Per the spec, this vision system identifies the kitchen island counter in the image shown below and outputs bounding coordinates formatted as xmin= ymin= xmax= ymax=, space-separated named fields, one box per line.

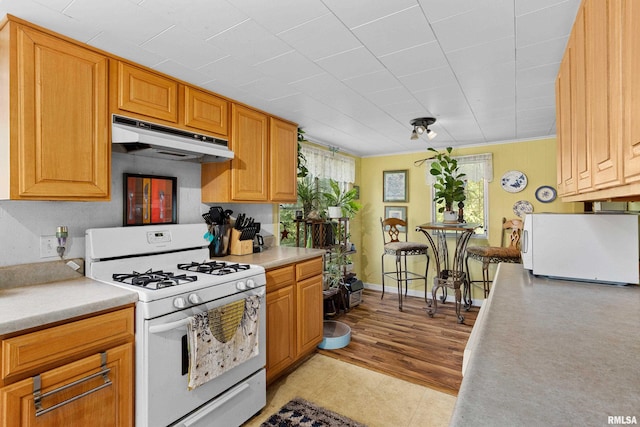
xmin=451 ymin=263 xmax=640 ymax=426
xmin=0 ymin=273 xmax=137 ymax=336
xmin=220 ymin=246 xmax=326 ymax=270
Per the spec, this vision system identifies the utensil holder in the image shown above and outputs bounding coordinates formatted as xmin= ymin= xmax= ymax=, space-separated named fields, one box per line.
xmin=229 ymin=229 xmax=253 ymax=255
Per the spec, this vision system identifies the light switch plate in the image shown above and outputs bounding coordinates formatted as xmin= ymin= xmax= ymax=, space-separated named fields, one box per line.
xmin=40 ymin=235 xmax=58 ymax=258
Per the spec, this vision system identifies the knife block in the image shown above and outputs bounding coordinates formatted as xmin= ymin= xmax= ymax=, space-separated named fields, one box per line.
xmin=229 ymin=229 xmax=253 ymax=255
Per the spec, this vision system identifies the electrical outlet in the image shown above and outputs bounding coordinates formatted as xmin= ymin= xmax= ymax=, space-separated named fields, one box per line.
xmin=40 ymin=235 xmax=58 ymax=258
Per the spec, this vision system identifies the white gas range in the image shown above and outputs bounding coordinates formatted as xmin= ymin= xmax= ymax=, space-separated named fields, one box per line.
xmin=85 ymin=223 xmax=266 ymax=427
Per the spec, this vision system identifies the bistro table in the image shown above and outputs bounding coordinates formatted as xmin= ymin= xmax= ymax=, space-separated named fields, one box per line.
xmin=416 ymin=222 xmax=479 ymax=323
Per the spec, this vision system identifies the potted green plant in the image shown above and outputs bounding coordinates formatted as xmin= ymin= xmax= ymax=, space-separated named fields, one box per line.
xmin=428 ymin=147 xmax=466 ymax=222
xmin=297 ymin=176 xmax=321 ymax=219
xmin=322 ymin=179 xmax=361 ymax=219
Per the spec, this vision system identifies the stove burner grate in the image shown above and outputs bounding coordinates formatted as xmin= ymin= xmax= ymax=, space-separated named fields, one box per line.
xmin=177 ymin=261 xmax=251 ymax=276
xmin=112 ymin=269 xmax=197 ymax=288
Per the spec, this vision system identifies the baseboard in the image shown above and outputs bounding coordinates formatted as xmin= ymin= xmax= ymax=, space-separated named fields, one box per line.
xmin=362 ymin=282 xmax=485 ymax=307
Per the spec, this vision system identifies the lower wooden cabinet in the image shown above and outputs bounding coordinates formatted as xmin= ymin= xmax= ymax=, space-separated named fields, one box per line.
xmin=265 ymin=257 xmax=323 ymax=383
xmin=0 ymin=343 xmax=133 ymax=427
xmin=0 ymin=307 xmax=134 ymax=426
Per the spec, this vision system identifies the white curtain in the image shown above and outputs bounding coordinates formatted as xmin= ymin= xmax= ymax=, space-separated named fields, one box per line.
xmin=425 ymin=153 xmax=493 ymax=184
xmin=301 ymin=144 xmax=356 ymax=183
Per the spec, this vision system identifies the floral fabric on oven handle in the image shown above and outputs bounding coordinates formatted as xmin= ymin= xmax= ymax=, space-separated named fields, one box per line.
xmin=186 ymin=294 xmax=260 ymax=390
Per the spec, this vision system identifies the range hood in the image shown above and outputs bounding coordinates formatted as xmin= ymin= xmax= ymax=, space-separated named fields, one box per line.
xmin=111 ymin=115 xmax=234 ymax=163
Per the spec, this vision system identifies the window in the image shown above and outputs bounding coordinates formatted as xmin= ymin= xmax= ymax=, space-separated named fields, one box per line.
xmin=428 ymin=153 xmax=493 ymax=238
xmin=279 ymin=143 xmax=356 ymax=246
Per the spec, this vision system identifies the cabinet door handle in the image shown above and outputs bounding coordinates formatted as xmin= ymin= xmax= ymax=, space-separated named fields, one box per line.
xmin=33 ymin=352 xmax=112 ymax=417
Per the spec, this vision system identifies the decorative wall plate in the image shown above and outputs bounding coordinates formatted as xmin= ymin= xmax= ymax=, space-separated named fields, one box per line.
xmin=535 ymin=185 xmax=557 ymax=203
xmin=513 ymin=200 xmax=533 ymax=218
xmin=501 ymin=170 xmax=528 ymax=193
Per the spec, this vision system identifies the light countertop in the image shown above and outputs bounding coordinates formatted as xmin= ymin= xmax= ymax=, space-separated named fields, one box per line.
xmin=450 ymin=263 xmax=640 ymax=426
xmin=218 ymin=246 xmax=326 ymax=270
xmin=0 ymin=276 xmax=138 ymax=336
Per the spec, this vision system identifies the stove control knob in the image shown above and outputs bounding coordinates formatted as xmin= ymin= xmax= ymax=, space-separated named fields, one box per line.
xmin=236 ymin=281 xmax=247 ymax=290
xmin=188 ymin=294 xmax=203 ymax=304
xmin=173 ymin=297 xmax=187 ymax=309
xmin=246 ymin=279 xmax=256 ymax=289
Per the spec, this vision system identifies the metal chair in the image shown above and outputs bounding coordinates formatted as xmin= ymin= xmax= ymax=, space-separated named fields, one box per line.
xmin=465 ymin=217 xmax=523 ymax=298
xmin=380 ymin=217 xmax=430 ymax=311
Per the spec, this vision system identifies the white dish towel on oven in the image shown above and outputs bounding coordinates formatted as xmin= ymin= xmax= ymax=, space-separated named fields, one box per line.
xmin=186 ymin=294 xmax=260 ymax=390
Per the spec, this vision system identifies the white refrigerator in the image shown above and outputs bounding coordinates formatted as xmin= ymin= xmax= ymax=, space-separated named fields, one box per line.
xmin=521 ymin=213 xmax=639 ymax=285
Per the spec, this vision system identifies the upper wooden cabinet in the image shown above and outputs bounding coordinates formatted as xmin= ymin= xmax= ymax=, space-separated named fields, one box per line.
xmin=557 ymin=0 xmax=640 ymax=201
xmin=201 ymin=105 xmax=298 ymax=203
xmin=110 ymin=60 xmax=230 ymax=138
xmin=622 ymin=0 xmax=640 ymax=183
xmin=231 ymin=104 xmax=269 ymax=201
xmin=112 ymin=61 xmax=179 ymax=123
xmin=183 ymin=86 xmax=229 ymax=136
xmin=269 ymin=117 xmax=298 ymax=202
xmin=0 ymin=19 xmax=110 ymax=201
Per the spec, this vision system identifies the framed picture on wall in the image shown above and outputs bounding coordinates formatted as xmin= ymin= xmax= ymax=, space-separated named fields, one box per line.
xmin=383 ymin=170 xmax=408 ymax=202
xmin=124 ymin=173 xmax=177 ymax=226
xmin=385 ymin=206 xmax=407 ymax=231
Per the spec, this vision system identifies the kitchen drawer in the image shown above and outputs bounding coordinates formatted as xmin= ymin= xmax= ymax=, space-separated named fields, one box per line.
xmin=295 ymin=257 xmax=322 ymax=282
xmin=266 ymin=266 xmax=295 ymax=292
xmin=1 ymin=308 xmax=134 ymax=384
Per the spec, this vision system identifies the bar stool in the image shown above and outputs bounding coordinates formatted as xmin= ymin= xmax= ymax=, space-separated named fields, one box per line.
xmin=465 ymin=217 xmax=523 ymax=298
xmin=380 ymin=217 xmax=430 ymax=311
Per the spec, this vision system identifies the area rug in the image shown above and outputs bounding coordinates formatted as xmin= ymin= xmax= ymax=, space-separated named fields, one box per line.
xmin=261 ymin=397 xmax=367 ymax=427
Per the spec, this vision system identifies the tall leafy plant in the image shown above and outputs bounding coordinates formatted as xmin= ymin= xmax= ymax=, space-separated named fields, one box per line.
xmin=428 ymin=147 xmax=466 ymax=213
xmin=322 ymin=179 xmax=362 ymax=219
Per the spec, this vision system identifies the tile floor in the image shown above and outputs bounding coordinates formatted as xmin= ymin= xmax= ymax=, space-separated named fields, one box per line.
xmin=243 ymin=353 xmax=456 ymax=427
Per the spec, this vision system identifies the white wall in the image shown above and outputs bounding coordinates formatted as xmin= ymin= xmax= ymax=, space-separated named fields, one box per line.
xmin=0 ymin=153 xmax=273 ymax=267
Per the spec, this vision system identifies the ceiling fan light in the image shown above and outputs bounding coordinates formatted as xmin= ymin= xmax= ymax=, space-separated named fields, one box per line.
xmin=410 ymin=129 xmax=419 ymax=140
xmin=427 ymin=129 xmax=437 ymax=140
xmin=415 ymin=125 xmax=426 ymax=135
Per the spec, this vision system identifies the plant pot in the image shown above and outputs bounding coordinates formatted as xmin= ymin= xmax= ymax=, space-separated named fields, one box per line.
xmin=443 ymin=210 xmax=458 ymax=223
xmin=328 ymin=206 xmax=342 ymax=218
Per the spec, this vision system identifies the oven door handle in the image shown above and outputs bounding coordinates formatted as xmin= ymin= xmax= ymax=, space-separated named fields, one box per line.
xmin=149 ymin=318 xmax=191 ymax=334
xmin=149 ymin=289 xmax=265 ymax=334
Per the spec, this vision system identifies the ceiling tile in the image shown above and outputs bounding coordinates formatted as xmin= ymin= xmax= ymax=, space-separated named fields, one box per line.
xmin=239 ymin=77 xmax=301 ymax=101
xmin=517 ymin=63 xmax=560 ymax=88
xmin=62 ymin=0 xmax=174 ymax=46
xmin=323 ymin=0 xmax=418 ymax=29
xmin=351 ymin=5 xmax=436 ymax=57
xmin=378 ymin=41 xmax=448 ymax=77
xmin=277 ymin=13 xmax=362 ymax=61
xmin=88 ymin=31 xmax=165 ymax=68
xmin=152 ymin=60 xmax=213 ymax=86
xmin=398 ymin=66 xmax=458 ymax=93
xmin=256 ymin=51 xmax=325 ymax=84
xmin=138 ymin=0 xmax=249 ymax=40
xmin=315 ymin=46 xmax=384 ymax=80
xmin=430 ymin=0 xmax=514 ymax=52
xmin=515 ymin=0 xmax=580 ymax=17
xmin=517 ymin=36 xmax=568 ymax=70
xmin=516 ymin=0 xmax=580 ymax=48
xmin=342 ymin=70 xmax=402 ymax=95
xmin=197 ymin=55 xmax=263 ymax=87
xmin=446 ymin=37 xmax=515 ymax=76
xmin=228 ymin=0 xmax=329 ymax=33
xmin=141 ymin=26 xmax=228 ymax=69
xmin=207 ymin=19 xmax=292 ymax=65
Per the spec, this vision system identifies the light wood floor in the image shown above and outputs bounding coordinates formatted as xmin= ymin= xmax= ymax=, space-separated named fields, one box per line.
xmin=318 ymin=288 xmax=478 ymax=396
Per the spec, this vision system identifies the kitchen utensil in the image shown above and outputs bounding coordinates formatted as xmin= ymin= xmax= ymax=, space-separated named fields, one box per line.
xmin=202 ymin=212 xmax=212 ymax=225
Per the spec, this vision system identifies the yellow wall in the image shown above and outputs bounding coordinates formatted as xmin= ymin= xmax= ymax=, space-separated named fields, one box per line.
xmin=357 ymin=137 xmax=582 ymax=300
